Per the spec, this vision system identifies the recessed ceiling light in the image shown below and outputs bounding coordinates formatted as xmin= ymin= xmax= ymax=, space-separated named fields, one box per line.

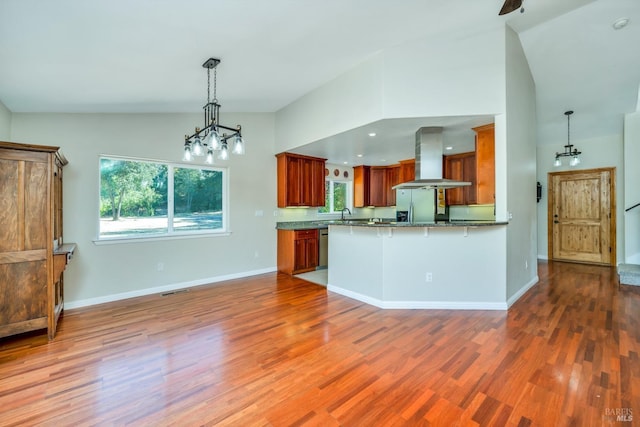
xmin=613 ymin=17 xmax=629 ymax=30
xmin=357 ymin=154 xmax=363 ymax=158
xmin=343 ymin=161 xmax=348 ymax=165
xmin=445 ymin=146 xmax=453 ymax=150
xmin=368 ymin=132 xmax=376 ymax=137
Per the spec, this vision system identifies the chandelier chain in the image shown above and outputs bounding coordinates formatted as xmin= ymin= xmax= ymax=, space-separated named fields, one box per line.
xmin=207 ymin=67 xmax=211 ymax=104
xmin=567 ymin=111 xmax=570 ymax=146
xmin=213 ymin=67 xmax=218 ymax=104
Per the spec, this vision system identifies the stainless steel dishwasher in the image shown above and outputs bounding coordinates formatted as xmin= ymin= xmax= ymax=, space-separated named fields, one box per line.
xmin=318 ymin=228 xmax=329 ymax=268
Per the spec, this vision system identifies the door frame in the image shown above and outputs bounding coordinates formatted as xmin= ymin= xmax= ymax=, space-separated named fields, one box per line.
xmin=547 ymin=167 xmax=616 ymax=266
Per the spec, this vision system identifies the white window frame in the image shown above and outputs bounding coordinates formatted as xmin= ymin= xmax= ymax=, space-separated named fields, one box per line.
xmin=96 ymin=155 xmax=229 ymax=243
xmin=319 ymin=178 xmax=353 ymax=215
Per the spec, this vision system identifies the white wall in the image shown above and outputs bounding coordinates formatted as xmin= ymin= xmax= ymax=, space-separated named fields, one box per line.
xmin=536 ymin=134 xmax=624 ymax=261
xmin=382 ymin=25 xmax=506 ymax=118
xmin=0 ymin=99 xmax=11 ymax=140
xmin=275 ymin=25 xmax=507 ymax=152
xmin=624 ymin=111 xmax=640 ymax=263
xmin=504 ymin=27 xmax=539 ymax=300
xmin=10 ymin=112 xmax=277 ymax=306
xmin=328 ymin=225 xmax=508 ymax=308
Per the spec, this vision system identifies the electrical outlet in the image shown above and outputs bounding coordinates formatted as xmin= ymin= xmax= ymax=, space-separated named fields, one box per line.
xmin=157 ymin=262 xmax=164 ymax=272
xmin=425 ymin=272 xmax=433 ymax=282
xmin=255 ymin=210 xmax=264 ymax=217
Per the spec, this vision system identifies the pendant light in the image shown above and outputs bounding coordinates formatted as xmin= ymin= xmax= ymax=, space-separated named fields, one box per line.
xmin=182 ymin=58 xmax=245 ymax=163
xmin=554 ymin=110 xmax=581 ymax=167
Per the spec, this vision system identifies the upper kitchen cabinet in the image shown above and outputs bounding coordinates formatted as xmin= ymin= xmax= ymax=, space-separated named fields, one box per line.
xmin=353 ymin=165 xmax=371 ymax=207
xmin=276 ymin=153 xmax=326 ymax=207
xmin=398 ymin=159 xmax=415 ymax=183
xmin=444 ymin=152 xmax=476 ymax=205
xmin=354 ymin=165 xmax=400 ymax=207
xmin=472 ymin=123 xmax=495 ymax=205
xmin=443 ymin=123 xmax=495 ymax=206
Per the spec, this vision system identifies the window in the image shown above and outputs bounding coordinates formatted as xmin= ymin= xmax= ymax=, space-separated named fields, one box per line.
xmin=99 ymin=156 xmax=226 ymax=240
xmin=319 ymin=179 xmax=351 ymax=214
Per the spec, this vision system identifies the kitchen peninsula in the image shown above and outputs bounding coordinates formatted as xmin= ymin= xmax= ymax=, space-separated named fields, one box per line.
xmin=326 ymin=220 xmax=509 ymax=310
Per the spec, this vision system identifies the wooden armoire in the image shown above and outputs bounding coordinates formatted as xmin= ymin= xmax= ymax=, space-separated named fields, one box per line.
xmin=0 ymin=141 xmax=75 ymax=340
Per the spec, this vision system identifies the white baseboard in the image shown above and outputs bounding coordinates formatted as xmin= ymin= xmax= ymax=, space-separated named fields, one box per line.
xmin=64 ymin=267 xmax=277 ymax=310
xmin=537 ymin=255 xmax=548 ymax=260
xmin=506 ymin=275 xmax=539 ymax=308
xmin=326 ymin=285 xmax=508 ymax=310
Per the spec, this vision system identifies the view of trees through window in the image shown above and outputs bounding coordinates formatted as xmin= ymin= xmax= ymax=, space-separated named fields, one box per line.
xmin=99 ymin=157 xmax=225 ymax=239
xmin=319 ymin=180 xmax=349 ymax=214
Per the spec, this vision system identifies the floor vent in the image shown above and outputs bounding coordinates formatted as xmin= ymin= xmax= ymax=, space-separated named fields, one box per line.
xmin=161 ymin=289 xmax=190 ymax=296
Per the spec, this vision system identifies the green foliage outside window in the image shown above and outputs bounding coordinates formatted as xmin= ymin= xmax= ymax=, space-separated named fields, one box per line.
xmin=319 ymin=180 xmax=350 ymax=214
xmin=99 ymin=157 xmax=225 ymax=239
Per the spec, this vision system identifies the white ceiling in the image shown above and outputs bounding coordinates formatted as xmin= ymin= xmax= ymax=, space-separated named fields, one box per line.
xmin=1 ymin=0 xmax=638 ymax=165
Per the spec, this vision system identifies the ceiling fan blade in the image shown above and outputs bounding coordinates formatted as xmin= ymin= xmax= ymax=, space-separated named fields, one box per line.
xmin=499 ymin=0 xmax=523 ymax=15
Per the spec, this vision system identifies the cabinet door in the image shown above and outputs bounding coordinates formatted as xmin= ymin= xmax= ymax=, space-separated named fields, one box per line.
xmin=300 ymin=158 xmax=314 ymax=206
xmin=369 ymin=167 xmax=387 ymax=207
xmin=305 ymin=237 xmax=318 ymax=270
xmin=474 ymin=124 xmax=495 ymax=204
xmin=286 ymin=156 xmax=302 ymax=206
xmin=463 ymin=153 xmax=477 ymax=205
xmin=399 ymin=159 xmax=415 ymax=182
xmin=386 ymin=166 xmax=400 ymax=206
xmin=445 ymin=155 xmax=465 ymax=205
xmin=353 ymin=166 xmax=370 ymax=207
xmin=310 ymin=159 xmax=326 ymax=207
xmin=293 ymin=238 xmax=307 ymax=272
xmin=0 ymin=150 xmax=50 ymax=338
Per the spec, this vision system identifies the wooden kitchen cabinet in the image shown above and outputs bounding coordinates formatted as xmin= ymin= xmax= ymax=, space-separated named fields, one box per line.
xmin=369 ymin=166 xmax=387 ymax=207
xmin=354 ymin=165 xmax=400 ymax=207
xmin=444 ymin=152 xmax=476 ymax=205
xmin=398 ymin=159 xmax=415 ymax=183
xmin=276 ymin=152 xmax=326 ymax=207
xmin=353 ymin=165 xmax=371 ymax=207
xmin=472 ymin=123 xmax=495 ymax=205
xmin=386 ymin=165 xmax=400 ymax=206
xmin=0 ymin=141 xmax=74 ymax=340
xmin=443 ymin=123 xmax=494 ymax=206
xmin=277 ymin=229 xmax=319 ymax=275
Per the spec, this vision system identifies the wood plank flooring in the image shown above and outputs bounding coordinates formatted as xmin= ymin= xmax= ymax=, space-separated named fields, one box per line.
xmin=0 ymin=261 xmax=638 ymax=426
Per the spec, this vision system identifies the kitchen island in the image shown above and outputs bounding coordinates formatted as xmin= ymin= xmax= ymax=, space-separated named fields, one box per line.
xmin=327 ymin=221 xmax=511 ymax=310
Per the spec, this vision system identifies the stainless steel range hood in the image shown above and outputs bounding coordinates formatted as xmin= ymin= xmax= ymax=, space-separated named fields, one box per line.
xmin=392 ymin=126 xmax=471 ymax=190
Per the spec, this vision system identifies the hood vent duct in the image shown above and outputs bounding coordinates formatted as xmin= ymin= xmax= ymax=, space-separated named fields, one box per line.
xmin=392 ymin=126 xmax=471 ymax=190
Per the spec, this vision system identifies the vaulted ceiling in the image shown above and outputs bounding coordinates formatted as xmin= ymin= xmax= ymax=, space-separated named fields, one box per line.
xmin=0 ymin=0 xmax=638 ymax=163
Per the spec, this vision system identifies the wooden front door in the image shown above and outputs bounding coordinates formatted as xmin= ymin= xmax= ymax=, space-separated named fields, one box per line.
xmin=548 ymin=168 xmax=615 ymax=265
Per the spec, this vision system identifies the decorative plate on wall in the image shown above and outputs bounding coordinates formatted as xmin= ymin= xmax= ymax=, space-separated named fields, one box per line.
xmin=334 ymin=169 xmax=340 ymax=176
xmin=343 ymin=171 xmax=349 ymax=178
xmin=325 ymin=168 xmax=329 ymax=176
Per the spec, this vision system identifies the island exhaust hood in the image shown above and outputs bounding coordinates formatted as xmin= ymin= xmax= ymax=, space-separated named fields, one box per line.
xmin=392 ymin=126 xmax=471 ymax=190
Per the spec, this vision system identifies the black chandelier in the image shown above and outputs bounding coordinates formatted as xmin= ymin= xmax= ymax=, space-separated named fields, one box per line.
xmin=554 ymin=110 xmax=581 ymax=167
xmin=183 ymin=58 xmax=245 ymax=164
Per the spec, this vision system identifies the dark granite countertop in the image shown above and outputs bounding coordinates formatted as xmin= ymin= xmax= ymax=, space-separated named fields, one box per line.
xmin=276 ymin=219 xmax=508 ymax=230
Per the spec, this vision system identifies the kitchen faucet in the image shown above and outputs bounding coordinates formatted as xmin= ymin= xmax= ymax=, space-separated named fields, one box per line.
xmin=341 ymin=207 xmax=351 ymax=221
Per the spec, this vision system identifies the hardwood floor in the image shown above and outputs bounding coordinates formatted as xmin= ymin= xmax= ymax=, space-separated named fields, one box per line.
xmin=0 ymin=261 xmax=638 ymax=426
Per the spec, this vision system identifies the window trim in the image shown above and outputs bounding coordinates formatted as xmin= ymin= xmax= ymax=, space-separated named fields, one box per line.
xmin=318 ymin=178 xmax=353 ymax=215
xmin=96 ymin=155 xmax=229 ymax=242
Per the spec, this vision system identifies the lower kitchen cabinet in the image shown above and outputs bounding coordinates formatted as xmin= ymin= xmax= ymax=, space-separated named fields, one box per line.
xmin=277 ymin=229 xmax=319 ymax=275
